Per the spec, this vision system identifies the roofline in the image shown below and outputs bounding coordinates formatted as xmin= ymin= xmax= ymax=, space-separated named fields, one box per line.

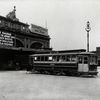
xmin=31 ymin=52 xmax=95 ymax=56
xmin=0 ymin=15 xmax=29 ymax=26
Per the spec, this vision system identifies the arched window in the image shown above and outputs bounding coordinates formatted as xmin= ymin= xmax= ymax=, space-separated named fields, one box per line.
xmin=15 ymin=39 xmax=24 ymax=47
xmin=30 ymin=42 xmax=43 ymax=49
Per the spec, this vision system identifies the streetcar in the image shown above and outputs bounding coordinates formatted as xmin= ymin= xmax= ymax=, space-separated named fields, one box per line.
xmin=28 ymin=52 xmax=98 ymax=76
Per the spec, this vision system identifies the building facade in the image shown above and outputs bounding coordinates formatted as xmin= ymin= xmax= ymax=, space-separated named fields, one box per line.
xmin=0 ymin=7 xmax=51 ymax=70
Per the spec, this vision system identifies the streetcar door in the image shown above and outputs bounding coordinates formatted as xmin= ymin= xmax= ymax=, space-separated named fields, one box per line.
xmin=78 ymin=56 xmax=89 ymax=72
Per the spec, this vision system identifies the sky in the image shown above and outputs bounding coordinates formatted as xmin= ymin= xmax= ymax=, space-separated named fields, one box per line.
xmin=0 ymin=0 xmax=100 ymax=51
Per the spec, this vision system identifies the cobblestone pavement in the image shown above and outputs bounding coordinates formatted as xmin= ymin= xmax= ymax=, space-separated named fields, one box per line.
xmin=0 ymin=69 xmax=100 ymax=100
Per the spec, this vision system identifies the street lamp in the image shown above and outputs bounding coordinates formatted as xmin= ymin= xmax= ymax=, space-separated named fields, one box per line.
xmin=85 ymin=21 xmax=91 ymax=52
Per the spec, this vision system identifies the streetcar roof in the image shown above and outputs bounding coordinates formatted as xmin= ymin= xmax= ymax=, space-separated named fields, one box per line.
xmin=30 ymin=52 xmax=96 ymax=57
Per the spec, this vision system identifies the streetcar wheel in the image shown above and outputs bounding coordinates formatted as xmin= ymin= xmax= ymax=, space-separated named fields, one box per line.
xmin=44 ymin=71 xmax=50 ymax=75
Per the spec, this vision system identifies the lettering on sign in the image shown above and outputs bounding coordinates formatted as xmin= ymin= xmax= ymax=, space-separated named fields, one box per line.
xmin=0 ymin=18 xmax=29 ymax=33
xmin=0 ymin=31 xmax=15 ymax=46
xmin=31 ymin=24 xmax=48 ymax=36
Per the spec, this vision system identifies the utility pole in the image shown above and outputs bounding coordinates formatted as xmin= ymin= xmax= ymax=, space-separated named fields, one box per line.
xmin=85 ymin=21 xmax=91 ymax=52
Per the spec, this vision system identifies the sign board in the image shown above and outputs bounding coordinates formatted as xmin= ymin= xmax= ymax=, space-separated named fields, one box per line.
xmin=30 ymin=24 xmax=48 ymax=36
xmin=0 ymin=31 xmax=14 ymax=46
xmin=0 ymin=17 xmax=29 ymax=33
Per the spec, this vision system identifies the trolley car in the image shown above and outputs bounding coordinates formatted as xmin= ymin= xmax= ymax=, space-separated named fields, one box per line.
xmin=28 ymin=52 xmax=98 ymax=76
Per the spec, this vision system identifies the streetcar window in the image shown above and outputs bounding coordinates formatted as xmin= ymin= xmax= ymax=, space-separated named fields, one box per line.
xmin=66 ymin=56 xmax=70 ymax=61
xmin=53 ymin=56 xmax=57 ymax=61
xmin=62 ymin=55 xmax=66 ymax=61
xmin=90 ymin=56 xmax=93 ymax=63
xmin=34 ymin=56 xmax=41 ymax=61
xmin=45 ymin=56 xmax=48 ymax=61
xmin=57 ymin=56 xmax=60 ymax=61
xmin=41 ymin=56 xmax=44 ymax=61
xmin=71 ymin=55 xmax=77 ymax=61
xmin=78 ymin=56 xmax=82 ymax=63
xmin=84 ymin=57 xmax=88 ymax=64
xmin=37 ymin=56 xmax=40 ymax=61
xmin=94 ymin=56 xmax=97 ymax=63
xmin=90 ymin=56 xmax=97 ymax=64
xmin=59 ymin=56 xmax=63 ymax=62
xmin=49 ymin=56 xmax=52 ymax=61
xmin=34 ymin=57 xmax=37 ymax=61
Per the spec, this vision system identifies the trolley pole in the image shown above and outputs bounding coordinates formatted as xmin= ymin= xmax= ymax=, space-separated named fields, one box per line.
xmin=85 ymin=21 xmax=91 ymax=52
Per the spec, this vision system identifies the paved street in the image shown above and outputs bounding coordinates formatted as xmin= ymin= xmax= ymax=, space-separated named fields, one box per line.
xmin=0 ymin=69 xmax=100 ymax=100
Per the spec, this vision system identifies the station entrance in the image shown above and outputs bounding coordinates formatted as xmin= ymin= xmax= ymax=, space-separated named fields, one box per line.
xmin=0 ymin=47 xmax=31 ymax=70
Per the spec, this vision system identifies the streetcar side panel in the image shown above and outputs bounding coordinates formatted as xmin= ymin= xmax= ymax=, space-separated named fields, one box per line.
xmin=32 ymin=54 xmax=78 ymax=75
